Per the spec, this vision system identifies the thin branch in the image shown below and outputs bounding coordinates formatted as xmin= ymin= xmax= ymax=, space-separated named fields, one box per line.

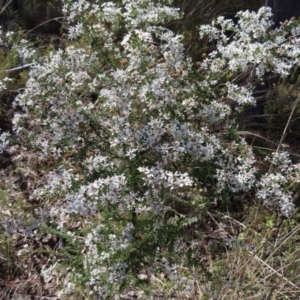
xmin=237 ymin=130 xmax=278 ymax=146
xmin=5 ymin=63 xmax=35 ymax=73
xmin=248 ymin=249 xmax=300 ymax=290
xmin=269 ymin=91 xmax=300 ymax=172
xmin=26 ymin=17 xmax=65 ymax=35
xmin=276 ymin=91 xmax=300 ymax=153
xmin=0 ymin=0 xmax=12 ymax=15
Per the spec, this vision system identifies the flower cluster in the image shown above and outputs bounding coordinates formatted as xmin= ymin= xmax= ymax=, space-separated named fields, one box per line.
xmin=256 ymin=151 xmax=300 ymax=217
xmin=0 ymin=132 xmax=9 ymax=154
xmin=0 ymin=77 xmax=12 ymax=93
xmin=82 ymin=222 xmax=134 ymax=297
xmin=216 ymin=139 xmax=257 ymax=193
xmin=199 ymin=7 xmax=300 ymax=77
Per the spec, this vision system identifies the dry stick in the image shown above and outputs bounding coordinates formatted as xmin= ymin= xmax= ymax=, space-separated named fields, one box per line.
xmin=237 ymin=131 xmax=278 ymax=147
xmin=5 ymin=63 xmax=35 ymax=73
xmin=264 ymin=256 xmax=300 ymax=281
xmin=26 ymin=17 xmax=65 ymax=35
xmin=263 ymin=223 xmax=300 ymax=265
xmin=239 ymin=250 xmax=299 ymax=293
xmin=0 ymin=0 xmax=12 ymax=15
xmin=265 ymin=259 xmax=300 ymax=298
xmin=247 ymin=249 xmax=300 ymax=290
xmin=269 ymin=91 xmax=300 ymax=172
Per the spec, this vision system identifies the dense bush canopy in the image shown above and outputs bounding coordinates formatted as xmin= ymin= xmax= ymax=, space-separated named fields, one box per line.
xmin=1 ymin=0 xmax=300 ymax=298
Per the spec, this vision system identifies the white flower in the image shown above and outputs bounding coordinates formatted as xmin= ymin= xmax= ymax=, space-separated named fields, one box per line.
xmin=0 ymin=132 xmax=9 ymax=154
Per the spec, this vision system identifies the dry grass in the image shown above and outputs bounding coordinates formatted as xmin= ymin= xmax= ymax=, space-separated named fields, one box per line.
xmin=198 ymin=204 xmax=300 ymax=300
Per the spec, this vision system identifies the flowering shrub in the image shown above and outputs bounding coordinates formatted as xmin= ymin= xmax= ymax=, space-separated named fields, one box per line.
xmin=1 ymin=1 xmax=300 ymax=298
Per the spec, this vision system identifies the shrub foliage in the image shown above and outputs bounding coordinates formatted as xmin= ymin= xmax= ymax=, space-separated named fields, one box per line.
xmin=1 ymin=0 xmax=300 ymax=298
